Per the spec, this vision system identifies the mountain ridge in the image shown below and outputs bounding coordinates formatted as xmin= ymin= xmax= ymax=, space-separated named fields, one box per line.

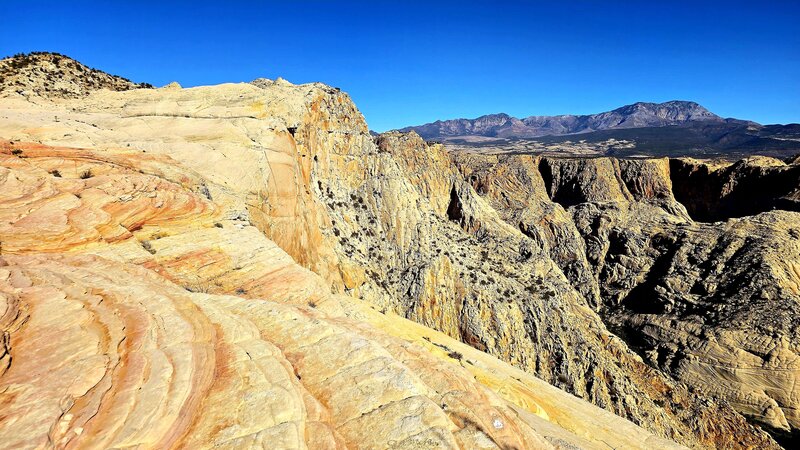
xmin=400 ymin=101 xmax=800 ymax=159
xmin=398 ymin=100 xmax=749 ymax=139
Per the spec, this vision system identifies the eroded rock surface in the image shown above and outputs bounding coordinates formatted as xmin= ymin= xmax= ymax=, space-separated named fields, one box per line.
xmin=1 ymin=53 xmax=796 ymax=449
xmin=0 ymin=55 xmax=694 ymax=450
xmin=454 ymin=154 xmax=800 ymax=447
xmin=0 ymin=137 xmax=680 ymax=449
xmin=0 ymin=52 xmax=152 ymax=99
xmin=670 ymin=157 xmax=800 ymax=221
xmin=1 ymin=253 xmax=567 ymax=449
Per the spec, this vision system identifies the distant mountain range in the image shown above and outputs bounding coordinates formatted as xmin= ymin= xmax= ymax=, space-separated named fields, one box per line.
xmin=397 ymin=101 xmax=800 ymax=158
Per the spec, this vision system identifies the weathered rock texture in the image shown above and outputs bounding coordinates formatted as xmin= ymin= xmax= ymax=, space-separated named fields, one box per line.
xmin=452 ymin=154 xmax=800 ymax=447
xmin=0 ymin=52 xmax=152 ymax=99
xmin=0 ymin=135 xmax=678 ymax=450
xmin=3 ymin=252 xmax=585 ymax=449
xmin=670 ymin=157 xmax=800 ymax=221
xmin=0 ymin=55 xmax=693 ymax=450
xmin=1 ymin=54 xmax=797 ymax=449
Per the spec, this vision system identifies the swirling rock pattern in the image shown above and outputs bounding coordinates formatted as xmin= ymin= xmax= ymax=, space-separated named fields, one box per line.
xmin=0 ymin=105 xmax=684 ymax=450
xmin=0 ymin=253 xmax=554 ymax=449
xmin=1 ymin=55 xmax=794 ymax=448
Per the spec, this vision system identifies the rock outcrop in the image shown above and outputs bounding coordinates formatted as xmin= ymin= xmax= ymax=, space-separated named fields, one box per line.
xmin=0 ymin=138 xmax=684 ymax=450
xmin=0 ymin=62 xmax=693 ymax=449
xmin=3 ymin=252 xmax=578 ymax=449
xmin=2 ymin=54 xmax=798 ymax=449
xmin=0 ymin=52 xmax=152 ymax=99
xmin=452 ymin=154 xmax=800 ymax=447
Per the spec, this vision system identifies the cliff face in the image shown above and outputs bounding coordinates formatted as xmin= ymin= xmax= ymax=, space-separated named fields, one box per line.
xmin=0 ymin=69 xmax=691 ymax=449
xmin=1 ymin=56 xmax=798 ymax=448
xmin=308 ymin=128 xmax=798 ymax=447
xmin=268 ymin=87 xmax=791 ymax=447
xmin=670 ymin=157 xmax=800 ymax=221
xmin=452 ymin=154 xmax=800 ymax=446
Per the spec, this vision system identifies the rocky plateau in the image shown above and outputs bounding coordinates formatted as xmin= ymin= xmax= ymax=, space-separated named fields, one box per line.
xmin=1 ymin=53 xmax=799 ymax=449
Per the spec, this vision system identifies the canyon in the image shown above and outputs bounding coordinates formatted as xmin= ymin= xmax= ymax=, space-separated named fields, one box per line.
xmin=1 ymin=53 xmax=799 ymax=449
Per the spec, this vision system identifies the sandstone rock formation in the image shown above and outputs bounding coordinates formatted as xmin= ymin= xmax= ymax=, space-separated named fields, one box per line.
xmin=1 ymin=53 xmax=797 ymax=449
xmin=0 ymin=134 xmax=689 ymax=450
xmin=452 ymin=154 xmax=800 ymax=447
xmin=3 ymin=252 xmax=577 ymax=449
xmin=0 ymin=52 xmax=152 ymax=99
xmin=0 ymin=55 xmax=695 ymax=450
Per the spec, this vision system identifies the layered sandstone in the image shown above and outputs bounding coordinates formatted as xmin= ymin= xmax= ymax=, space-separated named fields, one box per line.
xmin=0 ymin=57 xmax=693 ymax=449
xmin=2 ymin=53 xmax=797 ymax=449
xmin=453 ymin=154 xmax=800 ymax=446
xmin=0 ymin=137 xmax=689 ymax=450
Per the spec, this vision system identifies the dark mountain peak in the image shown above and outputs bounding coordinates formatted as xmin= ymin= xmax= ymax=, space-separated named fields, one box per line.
xmin=609 ymin=100 xmax=712 ymax=118
xmin=401 ymin=100 xmax=726 ymax=140
xmin=481 ymin=112 xmax=511 ymax=120
xmin=0 ymin=51 xmax=153 ymax=99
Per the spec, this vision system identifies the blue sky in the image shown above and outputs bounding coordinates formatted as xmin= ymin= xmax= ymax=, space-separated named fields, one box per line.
xmin=2 ymin=1 xmax=798 ymax=131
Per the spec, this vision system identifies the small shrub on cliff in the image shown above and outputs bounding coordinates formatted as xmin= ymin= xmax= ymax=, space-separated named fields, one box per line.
xmin=79 ymin=169 xmax=93 ymax=179
xmin=525 ymin=285 xmax=536 ymax=294
xmin=448 ymin=351 xmax=463 ymax=361
xmin=183 ymin=280 xmax=216 ymax=294
xmin=199 ymin=183 xmax=212 ymax=201
xmin=49 ymin=169 xmax=62 ymax=177
xmin=140 ymin=240 xmax=156 ymax=254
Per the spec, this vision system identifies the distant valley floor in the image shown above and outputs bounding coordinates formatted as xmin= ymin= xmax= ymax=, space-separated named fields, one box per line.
xmin=438 ymin=122 xmax=800 ymax=160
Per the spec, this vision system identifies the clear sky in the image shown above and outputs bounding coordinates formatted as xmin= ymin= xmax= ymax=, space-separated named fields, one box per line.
xmin=2 ymin=1 xmax=798 ymax=131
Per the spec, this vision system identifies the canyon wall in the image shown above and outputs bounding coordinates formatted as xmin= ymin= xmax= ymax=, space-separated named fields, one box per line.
xmin=2 ymin=62 xmax=798 ymax=447
xmin=0 ymin=74 xmax=693 ymax=449
xmin=456 ymin=154 xmax=800 ymax=438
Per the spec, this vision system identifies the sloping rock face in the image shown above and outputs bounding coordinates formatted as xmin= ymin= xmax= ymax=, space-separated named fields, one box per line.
xmin=453 ymin=154 xmax=800 ymax=446
xmin=2 ymin=253 xmax=575 ymax=449
xmin=0 ymin=69 xmax=693 ymax=449
xmin=315 ymin=135 xmax=779 ymax=448
xmin=1 ymin=56 xmax=794 ymax=448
